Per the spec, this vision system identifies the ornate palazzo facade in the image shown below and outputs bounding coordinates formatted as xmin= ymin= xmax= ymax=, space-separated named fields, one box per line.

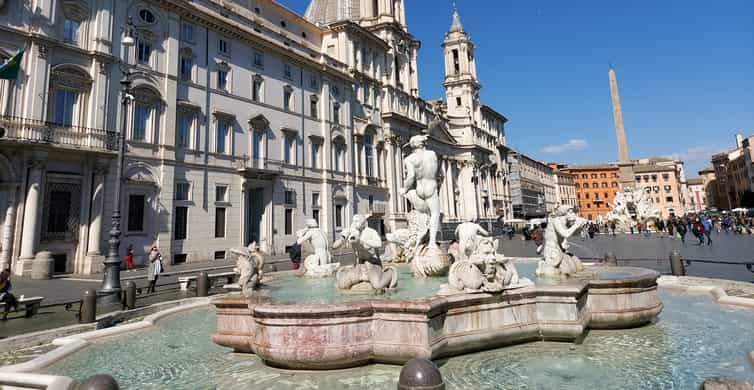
xmin=0 ymin=0 xmax=509 ymax=275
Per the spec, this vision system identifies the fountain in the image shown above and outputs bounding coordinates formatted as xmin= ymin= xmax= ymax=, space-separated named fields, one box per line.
xmin=607 ymin=187 xmax=662 ymax=232
xmin=210 ymin=134 xmax=664 ymax=370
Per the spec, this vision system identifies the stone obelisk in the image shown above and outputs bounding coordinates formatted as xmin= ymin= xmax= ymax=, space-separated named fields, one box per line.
xmin=609 ymin=66 xmax=635 ymax=189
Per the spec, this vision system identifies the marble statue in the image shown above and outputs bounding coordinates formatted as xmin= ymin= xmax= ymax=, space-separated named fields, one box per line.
xmin=455 ymin=222 xmax=489 ymax=261
xmin=398 ymin=134 xmax=450 ymax=277
xmin=606 ymin=187 xmax=662 ymax=233
xmin=297 ymin=219 xmax=340 ymax=277
xmin=536 ymin=206 xmax=587 ymax=278
xmin=334 ymin=215 xmax=398 ymax=291
xmin=232 ymin=243 xmax=265 ymax=297
xmin=438 ymin=236 xmax=527 ymax=295
xmin=383 ymin=210 xmax=429 ymax=263
xmin=400 ymin=135 xmax=441 ymax=249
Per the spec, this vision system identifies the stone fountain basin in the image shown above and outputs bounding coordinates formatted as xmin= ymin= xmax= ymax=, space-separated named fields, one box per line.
xmin=212 ymin=266 xmax=662 ymax=370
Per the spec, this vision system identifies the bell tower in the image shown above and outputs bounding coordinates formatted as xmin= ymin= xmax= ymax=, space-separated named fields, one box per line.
xmin=442 ymin=5 xmax=480 ymax=120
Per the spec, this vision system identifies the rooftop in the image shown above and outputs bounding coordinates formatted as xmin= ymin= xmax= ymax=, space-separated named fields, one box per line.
xmin=633 ymin=164 xmax=677 ymax=174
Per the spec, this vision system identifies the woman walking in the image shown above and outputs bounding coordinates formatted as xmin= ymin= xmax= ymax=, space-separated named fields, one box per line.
xmin=146 ymin=246 xmax=163 ymax=294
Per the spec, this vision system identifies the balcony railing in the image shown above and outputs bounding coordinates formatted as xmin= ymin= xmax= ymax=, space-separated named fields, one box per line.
xmin=369 ymin=202 xmax=387 ymax=215
xmin=0 ymin=116 xmax=118 ymax=152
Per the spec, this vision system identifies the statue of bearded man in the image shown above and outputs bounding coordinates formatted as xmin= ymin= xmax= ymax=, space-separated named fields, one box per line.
xmin=399 ymin=134 xmax=441 ymax=249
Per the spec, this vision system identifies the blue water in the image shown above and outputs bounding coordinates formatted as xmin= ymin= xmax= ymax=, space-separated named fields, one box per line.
xmin=42 ymin=289 xmax=754 ymax=389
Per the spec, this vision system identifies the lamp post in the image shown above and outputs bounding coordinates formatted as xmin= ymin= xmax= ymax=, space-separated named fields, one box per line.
xmin=99 ymin=18 xmax=135 ymax=304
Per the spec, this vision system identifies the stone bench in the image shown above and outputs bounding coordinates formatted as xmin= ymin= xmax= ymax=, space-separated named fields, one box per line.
xmin=178 ymin=272 xmax=236 ymax=291
xmin=0 ymin=296 xmax=44 ymax=317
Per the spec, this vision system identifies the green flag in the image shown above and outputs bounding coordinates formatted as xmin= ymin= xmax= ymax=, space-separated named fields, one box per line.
xmin=0 ymin=50 xmax=24 ymax=80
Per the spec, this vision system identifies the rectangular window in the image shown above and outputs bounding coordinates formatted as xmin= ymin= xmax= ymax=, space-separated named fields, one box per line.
xmin=284 ymin=135 xmax=294 ymax=164
xmin=128 ymin=195 xmax=145 ymax=232
xmin=285 ymin=208 xmax=293 ymax=235
xmin=334 ymin=146 xmax=343 ymax=172
xmin=133 ymin=103 xmax=150 ymax=141
xmin=181 ymin=23 xmax=194 ymax=42
xmin=456 ymin=97 xmax=462 ymax=107
xmin=214 ymin=251 xmax=225 ymax=260
xmin=252 ymin=78 xmax=262 ymax=102
xmin=309 ymin=75 xmax=318 ymax=90
xmin=333 ymin=104 xmax=340 ymax=125
xmin=63 ymin=19 xmax=80 ymax=44
xmin=215 ymin=185 xmax=227 ymax=202
xmin=137 ymin=41 xmax=152 ymax=64
xmin=284 ymin=64 xmax=293 ymax=80
xmin=253 ymin=51 xmax=264 ymax=68
xmin=311 ymin=142 xmax=320 ymax=169
xmin=177 ymin=111 xmax=193 ymax=148
xmin=252 ymin=130 xmax=261 ymax=160
xmin=216 ymin=120 xmax=229 ymax=154
xmin=174 ymin=206 xmax=188 ymax=240
xmin=335 ymin=204 xmax=343 ymax=228
xmin=363 ymin=81 xmax=370 ymax=104
xmin=54 ymin=89 xmax=77 ymax=127
xmin=175 ymin=182 xmax=190 ymax=201
xmin=312 ymin=192 xmax=320 ymax=207
xmin=215 ymin=207 xmax=226 ymax=238
xmin=310 ymin=98 xmax=318 ymax=119
xmin=47 ymin=190 xmax=71 ymax=234
xmin=218 ymin=70 xmax=228 ymax=91
xmin=666 ymin=197 xmax=674 ymax=202
xmin=218 ymin=38 xmax=230 ymax=55
xmin=283 ymin=89 xmax=292 ymax=111
xmin=364 ymin=135 xmax=374 ymax=177
xmin=284 ymin=190 xmax=295 ymax=205
xmin=312 ymin=209 xmax=320 ymax=225
xmin=180 ymin=57 xmax=193 ymax=81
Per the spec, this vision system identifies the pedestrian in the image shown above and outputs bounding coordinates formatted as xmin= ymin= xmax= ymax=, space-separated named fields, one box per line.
xmin=588 ymin=224 xmax=596 ymax=239
xmin=702 ymin=217 xmax=713 ymax=246
xmin=125 ymin=245 xmax=135 ymax=271
xmin=0 ymin=269 xmax=18 ymax=321
xmin=146 ymin=246 xmax=163 ymax=294
xmin=692 ymin=219 xmax=705 ymax=245
xmin=667 ymin=220 xmax=675 ymax=237
xmin=533 ymin=224 xmax=545 ymax=254
xmin=637 ymin=222 xmax=643 ymax=236
xmin=676 ymin=221 xmax=687 ymax=243
xmin=610 ymin=222 xmax=616 ymax=236
xmin=287 ymin=241 xmax=302 ymax=270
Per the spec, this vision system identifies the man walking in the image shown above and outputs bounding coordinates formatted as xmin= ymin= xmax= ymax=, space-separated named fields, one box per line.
xmin=692 ymin=218 xmax=705 ymax=245
xmin=702 ymin=217 xmax=713 ymax=246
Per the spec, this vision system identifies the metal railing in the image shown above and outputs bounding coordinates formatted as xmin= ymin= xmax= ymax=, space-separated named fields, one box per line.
xmin=0 ymin=115 xmax=118 ymax=152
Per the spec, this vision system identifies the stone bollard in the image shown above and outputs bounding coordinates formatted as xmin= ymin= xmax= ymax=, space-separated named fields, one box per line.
xmin=124 ymin=281 xmax=136 ymax=310
xmin=31 ymin=251 xmax=54 ymax=280
xmin=80 ymin=289 xmax=97 ymax=324
xmin=669 ymin=250 xmax=685 ymax=276
xmin=397 ymin=358 xmax=445 ymax=390
xmin=603 ymin=252 xmax=618 ymax=266
xmin=197 ymin=271 xmax=209 ymax=297
xmin=74 ymin=374 xmax=120 ymax=390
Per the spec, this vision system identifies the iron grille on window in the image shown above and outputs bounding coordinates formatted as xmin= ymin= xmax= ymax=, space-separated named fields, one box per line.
xmin=41 ymin=182 xmax=81 ymax=241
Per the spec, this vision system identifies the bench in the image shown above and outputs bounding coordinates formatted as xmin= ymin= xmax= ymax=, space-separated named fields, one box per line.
xmin=0 ymin=296 xmax=44 ymax=317
xmin=178 ymin=272 xmax=236 ymax=291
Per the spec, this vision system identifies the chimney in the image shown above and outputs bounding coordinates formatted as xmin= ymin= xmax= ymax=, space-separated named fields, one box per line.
xmin=735 ymin=134 xmax=744 ymax=148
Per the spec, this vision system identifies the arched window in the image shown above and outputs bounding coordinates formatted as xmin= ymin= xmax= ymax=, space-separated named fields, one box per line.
xmin=61 ymin=0 xmax=89 ymax=47
xmin=48 ymin=65 xmax=92 ymax=127
xmin=333 ymin=134 xmax=346 ymax=172
xmin=130 ymin=85 xmax=161 ymax=142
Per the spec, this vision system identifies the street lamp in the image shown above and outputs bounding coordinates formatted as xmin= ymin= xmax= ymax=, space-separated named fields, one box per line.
xmin=99 ymin=18 xmax=135 ymax=304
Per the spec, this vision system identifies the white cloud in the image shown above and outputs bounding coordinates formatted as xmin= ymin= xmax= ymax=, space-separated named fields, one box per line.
xmin=541 ymin=139 xmax=588 ymax=154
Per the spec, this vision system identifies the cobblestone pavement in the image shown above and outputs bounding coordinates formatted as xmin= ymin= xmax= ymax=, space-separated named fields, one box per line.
xmin=0 ymin=251 xmax=355 ymax=339
xmin=500 ymin=232 xmax=754 ymax=282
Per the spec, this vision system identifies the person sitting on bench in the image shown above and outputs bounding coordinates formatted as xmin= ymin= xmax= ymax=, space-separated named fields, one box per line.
xmin=0 ymin=269 xmax=18 ymax=321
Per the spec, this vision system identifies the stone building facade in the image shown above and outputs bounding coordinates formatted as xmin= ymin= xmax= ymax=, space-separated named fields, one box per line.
xmin=686 ymin=178 xmax=707 ymax=213
xmin=566 ymin=164 xmax=620 ymax=222
xmin=502 ymin=146 xmax=554 ymax=219
xmin=711 ymin=134 xmax=754 ymax=210
xmin=0 ymin=0 xmax=508 ymax=275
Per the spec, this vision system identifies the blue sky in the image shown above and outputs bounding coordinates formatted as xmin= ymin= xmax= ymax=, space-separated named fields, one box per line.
xmin=283 ymin=0 xmax=754 ymax=177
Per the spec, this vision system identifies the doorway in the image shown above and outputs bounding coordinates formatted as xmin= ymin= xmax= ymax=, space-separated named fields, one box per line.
xmin=247 ymin=188 xmax=264 ymax=245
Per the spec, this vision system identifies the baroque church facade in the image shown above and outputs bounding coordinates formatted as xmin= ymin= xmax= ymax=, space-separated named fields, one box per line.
xmin=0 ymin=0 xmax=510 ymax=275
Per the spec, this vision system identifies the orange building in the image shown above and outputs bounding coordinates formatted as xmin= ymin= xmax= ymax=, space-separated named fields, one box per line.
xmin=564 ymin=164 xmax=621 ymax=222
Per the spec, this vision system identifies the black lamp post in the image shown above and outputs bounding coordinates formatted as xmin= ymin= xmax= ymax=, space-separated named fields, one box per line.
xmin=99 ymin=18 xmax=135 ymax=304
